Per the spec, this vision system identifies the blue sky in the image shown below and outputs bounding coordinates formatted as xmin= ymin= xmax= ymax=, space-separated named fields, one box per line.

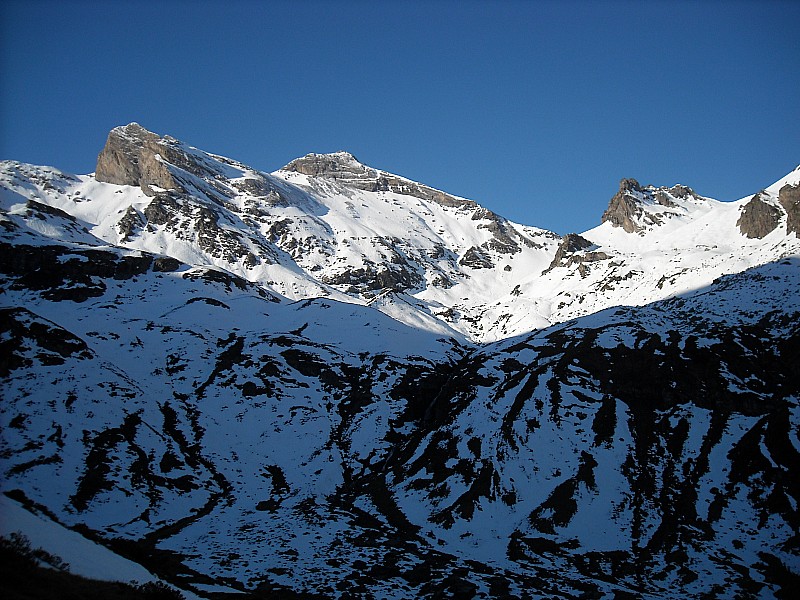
xmin=1 ymin=0 xmax=798 ymax=234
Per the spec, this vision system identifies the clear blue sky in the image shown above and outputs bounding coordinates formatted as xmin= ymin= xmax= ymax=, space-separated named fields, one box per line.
xmin=2 ymin=0 xmax=798 ymax=234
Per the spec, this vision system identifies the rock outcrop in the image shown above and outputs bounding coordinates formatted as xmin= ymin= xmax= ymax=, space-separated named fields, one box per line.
xmin=458 ymin=245 xmax=494 ymax=269
xmin=779 ymin=183 xmax=800 ymax=235
xmin=736 ymin=192 xmax=781 ymax=239
xmin=542 ymin=233 xmax=610 ymax=276
xmin=95 ymin=123 xmax=178 ymax=195
xmin=96 ymin=123 xmax=249 ymax=205
xmin=601 ymin=179 xmax=701 ymax=233
xmin=284 ymin=152 xmax=469 ymax=208
xmin=283 ymin=151 xmax=374 ymax=186
xmin=116 ymin=206 xmax=145 ymax=242
xmin=601 ymin=178 xmax=644 ymax=233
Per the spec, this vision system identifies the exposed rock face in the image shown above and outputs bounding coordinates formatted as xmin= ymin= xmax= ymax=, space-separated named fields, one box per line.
xmin=543 ymin=233 xmax=609 ymax=276
xmin=737 ymin=192 xmax=781 ymax=239
xmin=560 ymin=232 xmax=594 ymax=254
xmin=284 ymin=152 xmax=469 ymax=209
xmin=233 ymin=177 xmax=274 ymax=198
xmin=459 ymin=246 xmax=494 ymax=269
xmin=601 ymin=178 xmax=643 ymax=233
xmin=284 ymin=152 xmax=533 ymax=261
xmin=779 ymin=183 xmax=800 ymax=235
xmin=656 ymin=183 xmax=692 ymax=203
xmin=321 ymin=263 xmax=422 ymax=293
xmin=141 ymin=192 xmax=271 ymax=266
xmin=0 ymin=241 xmax=156 ymax=302
xmin=95 ymin=123 xmax=178 ymax=195
xmin=116 ymin=206 xmax=145 ymax=242
xmin=601 ymin=179 xmax=701 ymax=233
xmin=96 ymin=123 xmax=250 ymax=205
xmin=283 ymin=151 xmax=374 ymax=185
xmin=472 ymin=207 xmax=522 ymax=254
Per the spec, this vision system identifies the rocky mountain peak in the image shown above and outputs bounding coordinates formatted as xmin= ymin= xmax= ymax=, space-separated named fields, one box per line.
xmin=95 ymin=123 xmax=177 ymax=195
xmin=282 ymin=151 xmax=372 ymax=179
xmin=618 ymin=177 xmax=642 ymax=193
xmin=542 ymin=232 xmax=610 ymax=276
xmin=95 ymin=124 xmax=255 ymax=205
xmin=601 ymin=179 xmax=645 ymax=233
xmin=113 ymin=122 xmax=157 ymax=141
xmin=600 ymin=178 xmax=702 ymax=233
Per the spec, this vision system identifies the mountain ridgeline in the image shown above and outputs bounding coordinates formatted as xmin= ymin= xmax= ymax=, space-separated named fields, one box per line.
xmin=1 ymin=124 xmax=799 ymax=598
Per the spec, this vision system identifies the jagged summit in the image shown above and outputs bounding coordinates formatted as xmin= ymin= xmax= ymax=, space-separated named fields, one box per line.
xmin=618 ymin=177 xmax=642 ymax=193
xmin=600 ymin=177 xmax=704 ymax=233
xmin=95 ymin=123 xmax=169 ymax=192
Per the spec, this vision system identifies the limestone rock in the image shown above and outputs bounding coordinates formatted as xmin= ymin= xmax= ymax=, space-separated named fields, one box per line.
xmin=321 ymin=263 xmax=422 ymax=293
xmin=472 ymin=208 xmax=521 ymax=254
xmin=233 ymin=177 xmax=273 ymax=197
xmin=459 ymin=246 xmax=494 ymax=269
xmin=601 ymin=179 xmax=644 ymax=233
xmin=283 ymin=152 xmax=469 ymax=208
xmin=95 ymin=123 xmax=178 ymax=195
xmin=542 ymin=233 xmax=592 ymax=274
xmin=561 ymin=232 xmax=594 ymax=253
xmin=736 ymin=192 xmax=781 ymax=239
xmin=542 ymin=233 xmax=608 ymax=276
xmin=601 ymin=179 xmax=702 ymax=233
xmin=116 ymin=206 xmax=145 ymax=242
xmin=779 ymin=183 xmax=800 ymax=235
xmin=284 ymin=151 xmax=374 ymax=184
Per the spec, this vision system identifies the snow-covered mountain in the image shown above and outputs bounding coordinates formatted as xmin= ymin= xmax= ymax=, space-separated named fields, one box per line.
xmin=5 ymin=123 xmax=797 ymax=343
xmin=1 ymin=124 xmax=798 ymax=598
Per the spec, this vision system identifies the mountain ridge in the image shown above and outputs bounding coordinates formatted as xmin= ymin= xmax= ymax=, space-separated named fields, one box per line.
xmin=1 ymin=124 xmax=799 ymax=598
xmin=3 ymin=122 xmax=798 ymax=343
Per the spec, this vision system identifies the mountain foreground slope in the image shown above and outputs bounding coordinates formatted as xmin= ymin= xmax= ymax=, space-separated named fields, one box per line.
xmin=1 ymin=124 xmax=799 ymax=598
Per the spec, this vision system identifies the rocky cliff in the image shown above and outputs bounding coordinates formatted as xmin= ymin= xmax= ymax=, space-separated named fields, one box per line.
xmin=95 ymin=123 xmax=179 ymax=195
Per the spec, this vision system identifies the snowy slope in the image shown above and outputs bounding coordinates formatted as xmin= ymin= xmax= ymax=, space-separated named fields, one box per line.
xmin=0 ymin=495 xmax=204 ymax=598
xmin=1 ymin=125 xmax=798 ymax=598
xmin=2 ymin=224 xmax=796 ymax=597
xmin=387 ymin=256 xmax=800 ymax=597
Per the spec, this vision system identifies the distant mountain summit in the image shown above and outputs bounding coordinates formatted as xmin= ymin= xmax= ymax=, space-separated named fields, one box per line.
xmin=1 ymin=124 xmax=798 ymax=598
xmin=283 ymin=150 xmax=375 ymax=181
xmin=600 ymin=177 xmax=706 ymax=233
xmin=11 ymin=122 xmax=789 ymax=342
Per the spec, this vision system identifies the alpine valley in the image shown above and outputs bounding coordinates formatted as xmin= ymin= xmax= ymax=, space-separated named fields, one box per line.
xmin=1 ymin=123 xmax=798 ymax=599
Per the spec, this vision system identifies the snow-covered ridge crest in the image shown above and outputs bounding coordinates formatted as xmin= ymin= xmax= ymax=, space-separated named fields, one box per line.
xmin=2 ymin=123 xmax=799 ymax=342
